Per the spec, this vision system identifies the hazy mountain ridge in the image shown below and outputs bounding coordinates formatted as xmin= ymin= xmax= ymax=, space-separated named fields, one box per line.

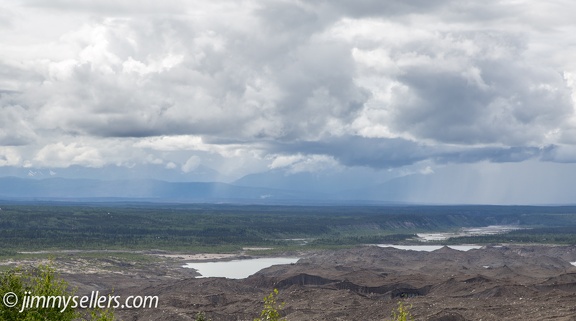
xmin=7 ymin=169 xmax=575 ymax=205
xmin=0 ymin=177 xmax=322 ymax=203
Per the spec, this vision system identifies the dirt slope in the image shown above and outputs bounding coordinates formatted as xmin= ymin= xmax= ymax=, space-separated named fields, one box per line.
xmin=61 ymin=245 xmax=576 ymax=320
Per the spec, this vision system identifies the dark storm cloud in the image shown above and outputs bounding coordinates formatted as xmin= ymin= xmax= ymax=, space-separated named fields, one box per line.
xmin=326 ymin=0 xmax=452 ymax=18
xmin=267 ymin=41 xmax=369 ymax=140
xmin=434 ymin=145 xmax=547 ymax=164
xmin=377 ymin=27 xmax=574 ymax=146
xmin=391 ymin=60 xmax=572 ymax=145
xmin=269 ymin=136 xmax=546 ymax=169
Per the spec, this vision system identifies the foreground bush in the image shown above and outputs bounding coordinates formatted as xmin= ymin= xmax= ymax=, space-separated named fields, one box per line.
xmin=254 ymin=288 xmax=286 ymax=321
xmin=391 ymin=301 xmax=414 ymax=321
xmin=0 ymin=263 xmax=114 ymax=321
xmin=195 ymin=311 xmax=211 ymax=321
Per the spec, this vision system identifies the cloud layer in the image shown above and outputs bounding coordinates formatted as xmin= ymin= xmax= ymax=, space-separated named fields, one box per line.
xmin=1 ymin=0 xmax=576 ymax=185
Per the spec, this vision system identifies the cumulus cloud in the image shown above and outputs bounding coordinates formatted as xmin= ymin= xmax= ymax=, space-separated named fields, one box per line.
xmin=269 ymin=154 xmax=340 ymax=173
xmin=0 ymin=147 xmax=22 ymax=166
xmin=1 ymin=0 xmax=576 ymax=180
xmin=33 ymin=142 xmax=105 ymax=168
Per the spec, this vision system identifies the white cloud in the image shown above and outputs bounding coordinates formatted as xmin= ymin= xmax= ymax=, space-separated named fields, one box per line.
xmin=165 ymin=162 xmax=177 ymax=169
xmin=269 ymin=154 xmax=340 ymax=173
xmin=33 ymin=142 xmax=105 ymax=168
xmin=135 ymin=136 xmax=206 ymax=151
xmin=145 ymin=154 xmax=164 ymax=165
xmin=0 ymin=147 xmax=22 ymax=166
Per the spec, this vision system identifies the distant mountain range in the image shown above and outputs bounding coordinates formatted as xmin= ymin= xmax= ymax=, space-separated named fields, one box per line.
xmin=0 ymin=177 xmax=319 ymax=203
xmin=3 ymin=163 xmax=576 ymax=204
xmin=0 ymin=175 xmax=424 ymax=205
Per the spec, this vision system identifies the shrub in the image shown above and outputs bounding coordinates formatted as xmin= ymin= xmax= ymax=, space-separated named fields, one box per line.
xmin=391 ymin=301 xmax=414 ymax=321
xmin=254 ymin=288 xmax=286 ymax=321
xmin=195 ymin=311 xmax=212 ymax=321
xmin=0 ymin=263 xmax=115 ymax=321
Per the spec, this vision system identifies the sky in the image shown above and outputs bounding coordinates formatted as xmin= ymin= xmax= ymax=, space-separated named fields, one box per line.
xmin=1 ymin=0 xmax=576 ymax=204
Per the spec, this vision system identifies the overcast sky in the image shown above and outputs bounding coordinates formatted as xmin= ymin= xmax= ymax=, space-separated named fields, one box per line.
xmin=2 ymin=0 xmax=576 ymax=203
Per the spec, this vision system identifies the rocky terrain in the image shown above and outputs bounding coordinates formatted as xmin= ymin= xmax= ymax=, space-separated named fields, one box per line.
xmin=45 ymin=245 xmax=576 ymax=320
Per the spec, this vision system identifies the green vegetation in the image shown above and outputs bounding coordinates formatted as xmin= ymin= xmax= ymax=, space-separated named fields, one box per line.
xmin=254 ymin=289 xmax=285 ymax=321
xmin=1 ymin=203 xmax=576 ymax=252
xmin=0 ymin=203 xmax=426 ymax=251
xmin=0 ymin=263 xmax=114 ymax=321
xmin=390 ymin=301 xmax=414 ymax=321
xmin=251 ymin=289 xmax=413 ymax=321
xmin=0 ymin=250 xmax=17 ymax=258
xmin=195 ymin=311 xmax=211 ymax=321
xmin=86 ymin=308 xmax=115 ymax=321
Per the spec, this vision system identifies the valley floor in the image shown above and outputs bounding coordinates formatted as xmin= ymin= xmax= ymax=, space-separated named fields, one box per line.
xmin=4 ymin=245 xmax=576 ymax=320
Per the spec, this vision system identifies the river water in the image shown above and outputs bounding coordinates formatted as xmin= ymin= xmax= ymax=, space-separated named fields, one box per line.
xmin=183 ymin=257 xmax=299 ymax=279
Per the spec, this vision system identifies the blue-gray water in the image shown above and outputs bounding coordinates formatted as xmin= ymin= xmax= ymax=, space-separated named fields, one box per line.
xmin=183 ymin=257 xmax=299 ymax=279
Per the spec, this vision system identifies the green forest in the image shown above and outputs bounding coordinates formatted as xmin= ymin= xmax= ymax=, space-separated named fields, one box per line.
xmin=2 ymin=203 xmax=576 ymax=253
